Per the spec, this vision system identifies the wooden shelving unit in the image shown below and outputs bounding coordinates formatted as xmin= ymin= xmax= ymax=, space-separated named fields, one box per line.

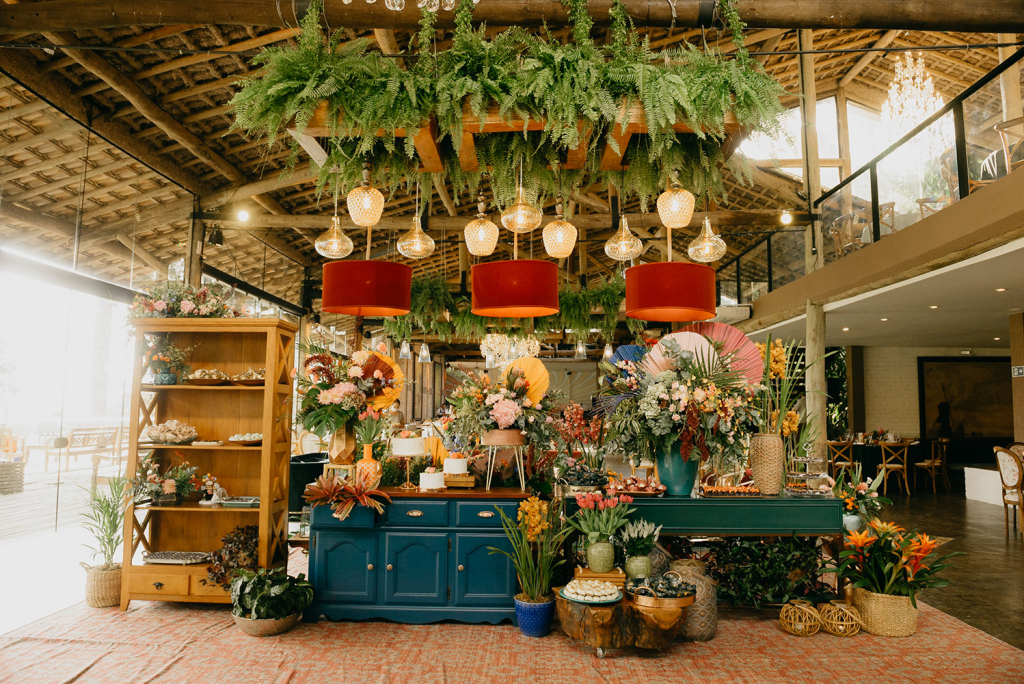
xmin=120 ymin=318 xmax=297 ymax=610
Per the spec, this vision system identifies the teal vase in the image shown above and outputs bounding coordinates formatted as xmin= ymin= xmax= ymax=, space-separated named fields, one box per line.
xmin=656 ymin=439 xmax=698 ymax=497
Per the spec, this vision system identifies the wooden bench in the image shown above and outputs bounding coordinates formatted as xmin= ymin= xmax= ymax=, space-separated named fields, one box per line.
xmin=44 ymin=425 xmax=125 ymax=472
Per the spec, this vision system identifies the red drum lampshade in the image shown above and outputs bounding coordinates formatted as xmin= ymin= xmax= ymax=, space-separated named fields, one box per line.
xmin=471 ymin=260 xmax=559 ymax=318
xmin=322 ymin=260 xmax=412 ymax=316
xmin=625 ymin=262 xmax=716 ymax=322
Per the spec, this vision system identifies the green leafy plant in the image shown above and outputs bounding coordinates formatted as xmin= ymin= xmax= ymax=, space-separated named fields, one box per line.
xmin=705 ymin=536 xmax=834 ymax=608
xmin=568 ymin=491 xmax=636 ymax=543
xmin=620 ymin=518 xmax=660 ymax=557
xmin=231 ymin=567 xmax=314 ymax=620
xmin=489 ymin=496 xmax=572 ymax=601
xmin=832 ymin=463 xmax=890 ymax=518
xmin=205 ymin=525 xmax=260 ymax=588
xmin=81 ymin=476 xmax=126 ymax=569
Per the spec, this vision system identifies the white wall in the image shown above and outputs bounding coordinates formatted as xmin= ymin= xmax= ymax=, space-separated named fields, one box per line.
xmin=863 ymin=346 xmax=1010 ymax=437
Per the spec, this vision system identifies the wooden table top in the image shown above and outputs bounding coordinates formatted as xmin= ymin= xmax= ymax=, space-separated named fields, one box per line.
xmin=380 ymin=486 xmax=533 ymax=499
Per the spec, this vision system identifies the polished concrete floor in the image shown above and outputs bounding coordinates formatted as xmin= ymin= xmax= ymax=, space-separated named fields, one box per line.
xmin=887 ymin=490 xmax=1023 ymax=650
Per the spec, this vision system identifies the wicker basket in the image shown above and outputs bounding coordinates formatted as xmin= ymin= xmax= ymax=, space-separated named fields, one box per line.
xmin=818 ymin=599 xmax=863 ymax=637
xmin=779 ymin=599 xmax=821 ymax=636
xmin=233 ymin=613 xmax=301 ymax=637
xmin=749 ymin=433 xmax=785 ymax=495
xmin=82 ymin=562 xmax=121 ymax=608
xmin=670 ymin=561 xmax=718 ymax=641
xmin=852 ymin=588 xmax=918 ymax=637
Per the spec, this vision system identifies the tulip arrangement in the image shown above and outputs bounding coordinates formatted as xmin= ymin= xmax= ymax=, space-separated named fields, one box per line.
xmin=352 ymin=408 xmax=388 ymax=446
xmin=568 ymin=491 xmax=636 ymax=543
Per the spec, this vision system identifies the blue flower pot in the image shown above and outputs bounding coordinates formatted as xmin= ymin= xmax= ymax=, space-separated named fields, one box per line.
xmin=656 ymin=439 xmax=698 ymax=497
xmin=514 ymin=597 xmax=555 ymax=637
xmin=152 ymin=372 xmax=178 ymax=385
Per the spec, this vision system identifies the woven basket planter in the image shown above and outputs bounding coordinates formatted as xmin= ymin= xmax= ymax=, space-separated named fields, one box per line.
xmin=233 ymin=613 xmax=301 ymax=637
xmin=749 ymin=433 xmax=785 ymax=495
xmin=852 ymin=588 xmax=918 ymax=637
xmin=82 ymin=563 xmax=121 ymax=608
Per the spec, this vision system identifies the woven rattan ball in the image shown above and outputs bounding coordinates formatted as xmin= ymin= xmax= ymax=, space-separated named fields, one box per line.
xmin=779 ymin=600 xmax=822 ymax=636
xmin=818 ymin=600 xmax=863 ymax=637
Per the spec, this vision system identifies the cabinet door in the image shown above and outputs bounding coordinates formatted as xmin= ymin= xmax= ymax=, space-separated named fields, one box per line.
xmin=453 ymin=533 xmax=517 ymax=607
xmin=383 ymin=532 xmax=448 ymax=606
xmin=314 ymin=531 xmax=377 ymax=604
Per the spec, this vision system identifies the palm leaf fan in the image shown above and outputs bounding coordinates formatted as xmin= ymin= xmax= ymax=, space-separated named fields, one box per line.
xmin=504 ymin=356 xmax=549 ymax=405
xmin=363 ymin=352 xmax=404 ymax=410
xmin=611 ymin=344 xmax=646 ymax=367
xmin=424 ymin=436 xmax=449 ymax=467
xmin=679 ymin=321 xmax=764 ymax=385
xmin=640 ymin=332 xmax=717 ymax=376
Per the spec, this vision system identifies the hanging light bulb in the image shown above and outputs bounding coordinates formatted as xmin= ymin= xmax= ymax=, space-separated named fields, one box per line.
xmin=574 ymin=341 xmax=587 ymax=360
xmin=501 ymin=164 xmax=542 ymax=234
xmin=346 ymin=162 xmax=384 ymax=228
xmin=543 ymin=195 xmax=578 ymax=259
xmin=464 ymin=194 xmax=499 ymax=256
xmin=315 ymin=215 xmax=355 ymax=259
xmin=398 ymin=339 xmax=412 ymax=360
xmin=418 ymin=342 xmax=431 ymax=363
xmin=603 ymin=344 xmax=614 ymax=361
xmin=604 ymin=216 xmax=643 ymax=261
xmin=508 ymin=339 xmax=518 ymax=358
xmin=485 ymin=352 xmax=496 ymax=369
xmin=687 ymin=216 xmax=728 ymax=263
xmin=780 ymin=210 xmax=793 ymax=225
xmin=441 ymin=0 xmax=456 ymax=9
xmin=398 ymin=216 xmax=435 ymax=259
xmin=656 ymin=181 xmax=696 ymax=229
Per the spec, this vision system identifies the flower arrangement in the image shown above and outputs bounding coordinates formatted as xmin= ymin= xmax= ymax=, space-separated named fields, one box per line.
xmin=353 ymin=408 xmax=389 ymax=445
xmin=446 ymin=366 xmax=559 ymax=445
xmin=832 ymin=464 xmax=890 ymax=518
xmin=554 ymin=402 xmax=605 ymax=470
xmin=303 ymin=472 xmax=392 ymax=521
xmin=489 ymin=497 xmax=572 ymax=602
xmin=568 ymin=491 xmax=636 ymax=543
xmin=144 ymin=420 xmax=198 ymax=445
xmin=755 ymin=336 xmax=829 ymax=437
xmin=840 ymin=520 xmax=963 ymax=606
xmin=557 ymin=456 xmax=609 ymax=487
xmin=131 ymin=280 xmax=244 ymax=318
xmin=144 ymin=338 xmax=192 ymax=375
xmin=130 ymin=451 xmax=200 ymax=502
xmin=620 ymin=518 xmax=661 ymax=557
xmin=294 ymin=340 xmax=402 ymax=439
xmin=866 ymin=427 xmax=889 ymax=444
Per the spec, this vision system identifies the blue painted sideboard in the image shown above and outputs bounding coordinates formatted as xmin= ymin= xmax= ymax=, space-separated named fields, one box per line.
xmin=304 ymin=487 xmax=531 ymax=625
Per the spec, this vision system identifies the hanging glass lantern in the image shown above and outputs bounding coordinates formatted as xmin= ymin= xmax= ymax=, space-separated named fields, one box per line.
xmin=464 ymin=194 xmax=499 ymax=256
xmin=417 ymin=342 xmax=431 ymax=363
xmin=314 ymin=215 xmax=354 ymax=259
xmin=397 ymin=215 xmax=435 ymax=259
xmin=687 ymin=216 xmax=728 ymax=263
xmin=542 ymin=196 xmax=578 ymax=259
xmin=574 ymin=341 xmax=587 ymax=359
xmin=398 ymin=339 xmax=412 ymax=360
xmin=656 ymin=182 xmax=696 ymax=229
xmin=501 ymin=186 xmax=542 ymax=234
xmin=346 ymin=163 xmax=384 ymax=228
xmin=603 ymin=344 xmax=614 ymax=361
xmin=604 ymin=216 xmax=643 ymax=261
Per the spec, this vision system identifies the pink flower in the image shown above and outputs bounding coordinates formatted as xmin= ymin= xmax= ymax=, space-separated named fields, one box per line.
xmin=489 ymin=399 xmax=521 ymax=429
xmin=179 ymin=300 xmax=196 ymax=314
xmin=545 ymin=416 xmax=553 ymax=423
xmin=153 ymin=300 xmax=167 ymax=312
xmin=869 ymin=492 xmax=878 ymax=498
xmin=425 ymin=467 xmax=436 ymax=473
xmin=290 ymin=368 xmax=298 ymax=379
xmin=377 ymin=342 xmax=388 ymax=354
xmin=606 ymin=498 xmax=618 ymax=508
xmin=318 ymin=382 xmax=359 ymax=405
xmin=373 ymin=370 xmax=384 ymax=379
xmin=348 ymin=366 xmax=364 ymax=378
xmin=161 ymin=480 xmax=176 ymax=494
xmin=352 ymin=351 xmax=372 ymax=365
xmin=856 ymin=482 xmax=868 ymax=493
xmin=826 ymin=476 xmax=835 ymax=487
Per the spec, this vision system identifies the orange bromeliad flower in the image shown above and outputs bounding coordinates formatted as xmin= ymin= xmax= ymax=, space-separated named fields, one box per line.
xmin=867 ymin=520 xmax=905 ymax=536
xmin=846 ymin=529 xmax=876 ymax=550
xmin=909 ymin=533 xmax=938 ymax=558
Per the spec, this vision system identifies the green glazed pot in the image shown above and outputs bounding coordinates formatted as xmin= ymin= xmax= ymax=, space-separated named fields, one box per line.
xmin=656 ymin=438 xmax=699 ymax=497
xmin=586 ymin=541 xmax=615 ymax=574
xmin=625 ymin=555 xmax=652 ymax=580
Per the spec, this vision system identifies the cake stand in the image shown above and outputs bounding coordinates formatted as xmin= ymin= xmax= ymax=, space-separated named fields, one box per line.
xmin=393 ymin=452 xmax=428 ymax=490
xmin=484 ymin=445 xmax=528 ymax=492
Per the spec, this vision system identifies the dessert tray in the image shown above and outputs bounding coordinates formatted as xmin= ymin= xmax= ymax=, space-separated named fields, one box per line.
xmin=560 ymin=579 xmax=622 ymax=605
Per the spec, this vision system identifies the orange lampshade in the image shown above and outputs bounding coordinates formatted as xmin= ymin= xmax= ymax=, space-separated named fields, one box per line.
xmin=625 ymin=262 xmax=716 ymax=322
xmin=471 ymin=260 xmax=559 ymax=318
xmin=322 ymin=260 xmax=412 ymax=316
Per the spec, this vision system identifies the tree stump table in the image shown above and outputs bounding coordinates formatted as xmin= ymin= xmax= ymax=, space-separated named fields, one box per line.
xmin=555 ymin=591 xmax=693 ymax=657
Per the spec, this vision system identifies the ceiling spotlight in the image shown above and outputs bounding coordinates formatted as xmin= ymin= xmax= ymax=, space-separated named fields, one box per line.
xmin=237 ymin=209 xmax=250 ymax=222
xmin=996 ymin=288 xmax=1007 ymax=292
xmin=780 ymin=211 xmax=793 ymax=225
xmin=880 ymin=318 xmax=888 ymax=322
xmin=842 ymin=327 xmax=850 ymax=331
xmin=929 ymin=305 xmax=939 ymax=309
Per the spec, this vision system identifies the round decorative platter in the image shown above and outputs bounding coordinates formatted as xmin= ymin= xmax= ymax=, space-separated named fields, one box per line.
xmin=559 ymin=588 xmax=623 ymax=605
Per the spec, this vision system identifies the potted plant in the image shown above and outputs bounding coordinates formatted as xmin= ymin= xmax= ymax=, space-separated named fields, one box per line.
xmin=352 ymin=409 xmax=389 ymax=482
xmin=489 ymin=496 xmax=572 ymax=637
xmin=620 ymin=518 xmax=661 ymax=579
xmin=303 ymin=471 xmax=392 ymax=521
xmin=568 ymin=491 xmax=635 ymax=573
xmin=143 ymin=338 xmax=192 ymax=385
xmin=131 ymin=280 xmax=244 ymax=319
xmin=840 ymin=521 xmax=963 ymax=636
xmin=557 ymin=456 xmax=609 ymax=494
xmin=831 ymin=464 xmax=890 ymax=532
xmin=130 ymin=451 xmax=200 ymax=505
xmin=80 ymin=476 xmax=127 ymax=608
xmin=204 ymin=525 xmax=259 ymax=589
xmin=553 ymin=402 xmax=605 ymax=470
xmin=230 ymin=567 xmax=314 ymax=637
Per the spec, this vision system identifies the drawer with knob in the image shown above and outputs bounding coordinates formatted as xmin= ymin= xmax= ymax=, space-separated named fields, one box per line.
xmin=454 ymin=501 xmax=519 ymax=528
xmin=384 ymin=501 xmax=448 ymax=527
xmin=128 ymin=573 xmax=189 ymax=596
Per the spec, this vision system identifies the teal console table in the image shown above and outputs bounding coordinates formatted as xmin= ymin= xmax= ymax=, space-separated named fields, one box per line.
xmin=304 ymin=487 xmax=531 ymax=625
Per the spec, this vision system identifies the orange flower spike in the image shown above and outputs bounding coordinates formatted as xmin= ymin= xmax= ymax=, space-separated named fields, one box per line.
xmin=846 ymin=529 xmax=876 ymax=550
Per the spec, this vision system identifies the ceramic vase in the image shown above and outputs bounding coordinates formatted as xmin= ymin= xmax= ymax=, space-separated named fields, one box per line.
xmin=749 ymin=433 xmax=785 ymax=495
xmin=152 ymin=372 xmax=177 ymax=385
xmin=656 ymin=438 xmax=698 ymax=497
xmin=843 ymin=513 xmax=862 ymax=532
xmin=625 ymin=555 xmax=652 ymax=580
xmin=514 ymin=597 xmax=556 ymax=637
xmin=586 ymin=540 xmax=615 ymax=574
xmin=355 ymin=443 xmax=381 ymax=484
xmin=328 ymin=424 xmax=357 ymax=465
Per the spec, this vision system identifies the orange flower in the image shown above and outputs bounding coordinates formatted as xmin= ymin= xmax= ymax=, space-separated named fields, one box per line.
xmin=909 ymin=533 xmax=938 ymax=559
xmin=846 ymin=529 xmax=876 ymax=550
xmin=867 ymin=520 xmax=905 ymax=536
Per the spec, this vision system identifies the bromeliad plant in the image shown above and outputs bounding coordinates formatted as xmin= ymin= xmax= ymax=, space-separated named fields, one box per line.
xmin=231 ymin=567 xmax=314 ymax=620
xmin=832 ymin=464 xmax=890 ymax=518
xmin=568 ymin=491 xmax=636 ymax=543
xmin=489 ymin=497 xmax=573 ymax=602
xmin=840 ymin=521 xmax=964 ymax=607
xmin=303 ymin=472 xmax=392 ymax=521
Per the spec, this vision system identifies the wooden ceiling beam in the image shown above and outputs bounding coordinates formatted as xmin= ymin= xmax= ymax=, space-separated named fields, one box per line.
xmin=838 ymin=30 xmax=899 ymax=88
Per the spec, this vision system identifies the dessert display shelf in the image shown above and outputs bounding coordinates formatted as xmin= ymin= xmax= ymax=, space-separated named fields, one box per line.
xmin=305 ymin=488 xmax=531 ymax=625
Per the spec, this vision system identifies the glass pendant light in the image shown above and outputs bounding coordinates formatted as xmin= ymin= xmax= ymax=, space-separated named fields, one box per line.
xmin=542 ymin=195 xmax=577 ymax=259
xmin=346 ymin=162 xmax=385 ymax=228
xmin=687 ymin=216 xmax=727 ymax=263
xmin=315 ymin=214 xmax=354 ymax=259
xmin=603 ymin=344 xmax=614 ymax=361
xmin=604 ymin=216 xmax=643 ymax=261
xmin=398 ymin=339 xmax=412 ymax=360
xmin=501 ymin=163 xmax=542 ymax=234
xmin=656 ymin=181 xmax=696 ymax=229
xmin=417 ymin=342 xmax=431 ymax=363
xmin=464 ymin=194 xmax=499 ymax=257
xmin=397 ymin=185 xmax=434 ymax=259
xmin=574 ymin=341 xmax=587 ymax=360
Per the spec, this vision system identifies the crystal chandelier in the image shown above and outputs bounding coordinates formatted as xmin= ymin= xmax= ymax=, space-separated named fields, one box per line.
xmin=656 ymin=182 xmax=695 ymax=229
xmin=480 ymin=334 xmax=539 ymax=369
xmin=398 ymin=215 xmax=435 ymax=259
xmin=882 ymin=53 xmax=946 ymax=146
xmin=687 ymin=216 xmax=727 ymax=263
xmin=464 ymin=194 xmax=499 ymax=256
xmin=346 ymin=163 xmax=385 ymax=228
xmin=542 ymin=195 xmax=577 ymax=259
xmin=604 ymin=216 xmax=643 ymax=261
xmin=315 ymin=214 xmax=354 ymax=259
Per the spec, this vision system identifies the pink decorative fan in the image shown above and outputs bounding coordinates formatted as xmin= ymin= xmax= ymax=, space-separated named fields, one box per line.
xmin=679 ymin=321 xmax=764 ymax=385
xmin=640 ymin=332 xmax=717 ymax=376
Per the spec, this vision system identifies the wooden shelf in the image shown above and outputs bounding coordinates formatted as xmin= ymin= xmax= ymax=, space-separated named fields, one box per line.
xmin=138 ymin=443 xmax=263 ymax=451
xmin=137 ymin=503 xmax=263 ymax=513
xmin=142 ymin=384 xmax=265 ymax=391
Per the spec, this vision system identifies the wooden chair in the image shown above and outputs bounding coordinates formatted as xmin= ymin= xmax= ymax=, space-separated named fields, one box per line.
xmin=995 ymin=115 xmax=1024 ymax=176
xmin=877 ymin=440 xmax=912 ymax=496
xmin=994 ymin=446 xmax=1023 ymax=539
xmin=827 ymin=214 xmax=865 ymax=259
xmin=827 ymin=440 xmax=855 ymax=478
xmin=1007 ymin=442 xmax=1024 ymax=460
xmin=914 ymin=438 xmax=951 ymax=493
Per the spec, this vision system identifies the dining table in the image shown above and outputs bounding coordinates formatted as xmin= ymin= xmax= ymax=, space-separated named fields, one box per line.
xmin=851 ymin=441 xmax=925 ymax=479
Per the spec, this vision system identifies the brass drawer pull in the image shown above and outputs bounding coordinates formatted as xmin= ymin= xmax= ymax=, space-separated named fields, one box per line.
xmin=406 ymin=510 xmax=423 ymax=517
xmin=153 ymin=582 xmax=164 ymax=590
xmin=387 ymin=564 xmax=393 ymax=571
xmin=367 ymin=564 xmax=374 ymax=571
xmin=458 ymin=565 xmax=465 ymax=572
xmin=477 ymin=511 xmax=495 ymax=518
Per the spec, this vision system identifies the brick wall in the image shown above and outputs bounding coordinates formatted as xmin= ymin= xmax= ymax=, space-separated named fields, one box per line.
xmin=863 ymin=347 xmax=1010 ymax=437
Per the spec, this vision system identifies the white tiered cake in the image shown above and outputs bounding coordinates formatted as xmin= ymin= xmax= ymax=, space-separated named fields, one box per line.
xmin=392 ymin=436 xmax=425 ymax=456
xmin=442 ymin=458 xmax=468 ymax=475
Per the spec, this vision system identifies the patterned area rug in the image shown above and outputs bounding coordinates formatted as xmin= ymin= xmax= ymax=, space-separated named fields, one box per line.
xmin=1 ymin=549 xmax=1020 ymax=684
